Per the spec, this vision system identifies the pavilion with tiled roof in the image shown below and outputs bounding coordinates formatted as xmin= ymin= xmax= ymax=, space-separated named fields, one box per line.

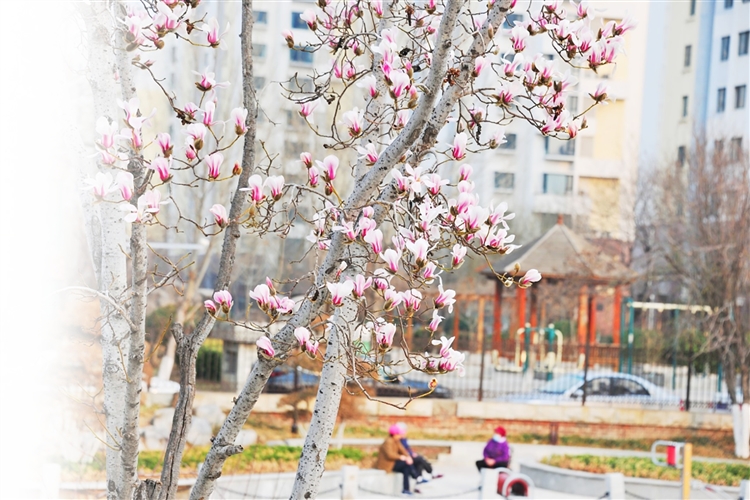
xmin=482 ymin=216 xmax=637 ymax=353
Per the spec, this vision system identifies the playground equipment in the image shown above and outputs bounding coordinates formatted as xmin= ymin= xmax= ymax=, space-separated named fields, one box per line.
xmin=495 ymin=324 xmax=563 ymax=376
xmin=496 ymin=468 xmax=534 ymax=498
xmin=651 ymin=440 xmax=692 ymax=499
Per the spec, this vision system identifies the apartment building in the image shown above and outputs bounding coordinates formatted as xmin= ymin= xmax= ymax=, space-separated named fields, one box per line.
xmin=641 ymin=0 xmax=749 ymax=166
xmin=470 ymin=3 xmax=650 ymax=243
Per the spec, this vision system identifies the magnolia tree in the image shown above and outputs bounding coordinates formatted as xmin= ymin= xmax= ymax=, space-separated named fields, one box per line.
xmin=78 ymin=0 xmax=629 ymax=497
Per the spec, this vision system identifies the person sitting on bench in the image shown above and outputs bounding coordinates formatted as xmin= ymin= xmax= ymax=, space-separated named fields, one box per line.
xmin=476 ymin=426 xmax=510 ymax=471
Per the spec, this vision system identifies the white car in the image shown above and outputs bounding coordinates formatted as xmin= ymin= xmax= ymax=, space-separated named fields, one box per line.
xmin=501 ymin=372 xmax=682 ymax=407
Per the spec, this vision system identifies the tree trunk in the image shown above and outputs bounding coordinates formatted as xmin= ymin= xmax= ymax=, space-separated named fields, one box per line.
xmin=731 ymin=404 xmax=750 ymax=459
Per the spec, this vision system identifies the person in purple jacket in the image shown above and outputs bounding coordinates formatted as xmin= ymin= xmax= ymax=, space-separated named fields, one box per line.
xmin=476 ymin=426 xmax=510 ymax=471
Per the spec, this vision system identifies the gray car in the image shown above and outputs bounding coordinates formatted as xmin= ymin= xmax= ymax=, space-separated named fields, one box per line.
xmin=501 ymin=372 xmax=681 ymax=408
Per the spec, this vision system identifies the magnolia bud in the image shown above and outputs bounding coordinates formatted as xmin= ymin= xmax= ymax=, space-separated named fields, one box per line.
xmin=233 ymin=163 xmax=242 ymax=176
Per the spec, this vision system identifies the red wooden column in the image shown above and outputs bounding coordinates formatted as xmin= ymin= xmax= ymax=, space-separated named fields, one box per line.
xmin=529 ymin=288 xmax=538 ymax=328
xmin=612 ymin=286 xmax=622 ymax=346
xmin=492 ymin=281 xmax=503 ymax=352
xmin=577 ymin=286 xmax=588 ymax=352
xmin=516 ymin=287 xmax=527 ymax=338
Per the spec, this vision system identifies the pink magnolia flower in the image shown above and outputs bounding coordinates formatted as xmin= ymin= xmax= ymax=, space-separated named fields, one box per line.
xmin=383 ymin=287 xmax=403 ymax=311
xmin=451 ymin=244 xmax=467 ymax=268
xmin=372 ymin=0 xmax=383 ymax=16
xmin=300 ymin=152 xmax=313 ymax=169
xmin=240 ymin=174 xmax=265 ymax=203
xmin=205 ymin=18 xmax=230 ymax=48
xmin=428 ymin=311 xmax=444 ymax=332
xmin=193 ymin=69 xmax=229 ymax=92
xmin=272 ymin=295 xmax=295 ymax=314
xmin=264 ymin=175 xmax=285 ymax=201
xmin=614 ymin=16 xmax=637 ymax=36
xmin=459 ymin=164 xmax=473 ymax=182
xmin=423 ymin=173 xmax=448 ymax=196
xmin=590 ymin=82 xmax=608 ymax=103
xmin=439 ymin=348 xmax=465 ymax=374
xmin=389 ymin=71 xmax=411 ymax=99
xmin=520 ymin=268 xmax=542 ymax=286
xmin=213 ymin=290 xmax=233 ymax=313
xmin=362 ymin=206 xmax=374 ymax=218
xmin=204 ymin=300 xmax=217 ymax=315
xmin=308 ymin=166 xmax=320 ymax=187
xmin=405 ymin=238 xmax=430 ymax=267
xmin=145 ymin=189 xmax=168 ymax=213
xmin=356 ymin=144 xmax=379 ymax=165
xmin=186 ymin=123 xmax=207 ymax=150
xmin=489 ymin=202 xmax=516 ymax=229
xmin=155 ymin=132 xmax=173 ymax=157
xmin=115 ymin=172 xmax=134 ymax=201
xmin=205 ymin=152 xmax=224 ymax=180
xmin=509 ymin=25 xmax=529 ymax=52
xmin=380 ymin=248 xmax=401 ymax=273
xmin=422 ymin=261 xmax=438 ymax=282
xmin=358 ymin=75 xmax=379 ymax=98
xmin=300 ymin=9 xmax=317 ymax=30
xmin=342 ymin=107 xmax=364 ymax=137
xmin=299 ymin=101 xmax=317 ymax=119
xmin=282 ymin=29 xmax=294 ymax=48
xmin=364 ymin=229 xmax=384 ymax=254
xmin=86 ymin=172 xmax=115 ymax=200
xmin=391 ymin=169 xmax=410 ymax=193
xmin=294 ymin=327 xmax=311 ymax=347
xmin=373 ymin=269 xmax=391 ymax=291
xmin=231 ymin=107 xmax=248 ymax=135
xmin=432 ymin=335 xmax=455 ymax=358
xmin=249 ymin=283 xmax=272 ymax=311
xmin=202 ymin=101 xmax=217 ymax=128
xmin=327 ymin=281 xmax=355 ymax=306
xmin=148 ymin=156 xmax=172 ymax=182
xmin=402 ymin=289 xmax=423 ymax=312
xmin=305 ymin=339 xmax=320 ymax=356
xmin=451 ymin=132 xmax=468 ymax=160
xmin=210 ymin=204 xmax=228 ymax=227
xmin=333 ymin=220 xmax=357 ymax=242
xmin=256 ymin=336 xmax=275 ymax=358
xmin=317 ymin=155 xmax=339 ymax=183
xmin=96 ymin=117 xmax=118 ymax=149
xmin=375 ymin=322 xmax=397 ymax=349
xmin=349 ymin=274 xmax=372 ymax=298
xmin=395 ymin=109 xmax=411 ymax=129
xmin=434 ymin=285 xmax=456 ymax=313
xmin=473 ymin=56 xmax=488 ymax=78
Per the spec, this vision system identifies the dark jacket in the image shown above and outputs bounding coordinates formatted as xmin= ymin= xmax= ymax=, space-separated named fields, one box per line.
xmin=483 ymin=438 xmax=510 ymax=462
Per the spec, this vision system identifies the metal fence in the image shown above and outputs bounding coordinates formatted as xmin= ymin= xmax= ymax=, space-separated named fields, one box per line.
xmin=403 ymin=338 xmax=736 ymax=411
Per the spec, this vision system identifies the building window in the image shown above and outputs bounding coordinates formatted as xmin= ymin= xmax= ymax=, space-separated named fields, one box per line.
xmin=291 ymin=12 xmax=308 ymax=29
xmin=254 ymin=76 xmax=266 ymax=89
xmin=543 ymin=174 xmax=573 ymax=195
xmin=721 ymin=36 xmax=731 ymax=60
xmin=730 ymin=137 xmax=743 ymax=161
xmin=690 ymin=0 xmax=696 ymax=15
xmin=567 ymin=95 xmax=579 ymax=113
xmin=494 ymin=172 xmax=515 ymax=190
xmin=725 ymin=0 xmax=733 ymax=7
xmin=545 ymin=137 xmax=575 ymax=156
xmin=684 ymin=45 xmax=692 ymax=67
xmin=499 ymin=133 xmax=517 ymax=150
xmin=717 ymin=87 xmax=727 ymax=112
xmin=736 ymin=85 xmax=747 ymax=109
xmin=677 ymin=146 xmax=686 ymax=166
xmin=740 ymin=31 xmax=749 ymax=55
xmin=682 ymin=95 xmax=689 ymax=117
xmin=290 ymin=47 xmax=314 ymax=64
xmin=256 ymin=11 xmax=268 ymax=24
xmin=252 ymin=44 xmax=267 ymax=58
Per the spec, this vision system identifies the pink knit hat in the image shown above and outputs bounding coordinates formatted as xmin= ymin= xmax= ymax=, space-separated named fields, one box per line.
xmin=389 ymin=424 xmax=403 ymax=436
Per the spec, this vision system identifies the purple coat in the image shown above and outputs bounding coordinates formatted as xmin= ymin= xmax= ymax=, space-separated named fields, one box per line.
xmin=483 ymin=439 xmax=510 ymax=462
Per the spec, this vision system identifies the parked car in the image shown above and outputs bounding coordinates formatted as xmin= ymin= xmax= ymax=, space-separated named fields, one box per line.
xmin=263 ymin=365 xmax=452 ymax=398
xmin=499 ymin=372 xmax=681 ymax=407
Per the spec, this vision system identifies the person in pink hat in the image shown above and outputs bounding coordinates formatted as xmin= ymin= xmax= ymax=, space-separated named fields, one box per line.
xmin=476 ymin=426 xmax=510 ymax=472
xmin=376 ymin=424 xmax=420 ymax=495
